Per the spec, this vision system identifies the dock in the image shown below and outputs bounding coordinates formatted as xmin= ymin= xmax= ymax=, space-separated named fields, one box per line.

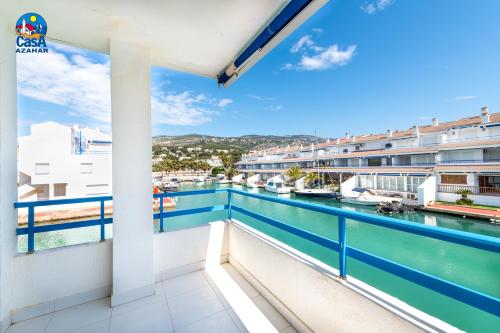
xmin=424 ymin=202 xmax=500 ymax=222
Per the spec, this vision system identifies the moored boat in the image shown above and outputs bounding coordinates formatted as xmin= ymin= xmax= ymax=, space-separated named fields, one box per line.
xmin=265 ymin=176 xmax=291 ymax=194
xmin=341 ymin=187 xmax=401 ymax=206
xmin=294 ymin=188 xmax=337 ymax=198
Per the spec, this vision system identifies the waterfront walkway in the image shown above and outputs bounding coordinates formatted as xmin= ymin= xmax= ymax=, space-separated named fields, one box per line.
xmin=426 ymin=202 xmax=500 ymax=221
xmin=6 ymin=265 xmax=294 ymax=333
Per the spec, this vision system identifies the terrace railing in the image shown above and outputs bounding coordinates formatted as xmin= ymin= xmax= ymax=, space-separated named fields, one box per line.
xmin=13 ymin=188 xmax=500 ymax=317
xmin=437 ymin=184 xmax=500 ymax=195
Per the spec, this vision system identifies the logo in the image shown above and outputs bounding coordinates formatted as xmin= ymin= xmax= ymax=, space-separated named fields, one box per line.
xmin=15 ymin=13 xmax=48 ymax=53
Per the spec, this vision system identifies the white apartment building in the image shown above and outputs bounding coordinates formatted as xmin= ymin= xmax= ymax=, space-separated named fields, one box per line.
xmin=17 ymin=122 xmax=112 ymax=201
xmin=237 ymin=107 xmax=500 ymax=206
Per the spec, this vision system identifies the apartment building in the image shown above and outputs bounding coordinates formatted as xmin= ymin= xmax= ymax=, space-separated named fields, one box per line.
xmin=17 ymin=122 xmax=112 ymax=201
xmin=236 ymin=107 xmax=500 ymax=205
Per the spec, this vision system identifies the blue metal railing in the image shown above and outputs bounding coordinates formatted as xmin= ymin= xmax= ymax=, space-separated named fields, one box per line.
xmin=13 ymin=188 xmax=500 ymax=317
xmin=15 ymin=196 xmax=113 ymax=253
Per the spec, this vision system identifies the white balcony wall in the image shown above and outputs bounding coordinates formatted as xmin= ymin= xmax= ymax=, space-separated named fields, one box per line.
xmin=440 ymin=149 xmax=482 ymax=162
xmin=411 ymin=154 xmax=435 ymax=165
xmin=228 ymin=222 xmax=452 ymax=333
xmin=0 ymin=24 xmax=18 ymax=332
xmin=419 ymin=133 xmax=440 ymax=146
xmin=11 ymin=222 xmax=230 ymax=323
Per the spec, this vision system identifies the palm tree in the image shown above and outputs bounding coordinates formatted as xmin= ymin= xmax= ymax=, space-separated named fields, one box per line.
xmin=286 ymin=166 xmax=305 ymax=182
xmin=305 ymin=172 xmax=319 ymax=187
xmin=218 ymin=152 xmax=238 ymax=180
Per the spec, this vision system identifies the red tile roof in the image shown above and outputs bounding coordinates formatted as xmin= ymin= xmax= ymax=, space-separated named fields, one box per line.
xmin=245 ymin=111 xmax=500 ymax=157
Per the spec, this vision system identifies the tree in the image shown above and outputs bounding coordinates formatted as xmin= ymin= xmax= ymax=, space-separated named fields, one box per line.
xmin=305 ymin=172 xmax=319 ymax=187
xmin=286 ymin=166 xmax=305 ymax=182
xmin=211 ymin=166 xmax=225 ymax=176
xmin=218 ymin=152 xmax=238 ymax=179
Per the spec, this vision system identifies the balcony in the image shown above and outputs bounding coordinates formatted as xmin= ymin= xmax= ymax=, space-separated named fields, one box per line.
xmin=7 ymin=189 xmax=500 ymax=332
xmin=437 ymin=184 xmax=500 ymax=196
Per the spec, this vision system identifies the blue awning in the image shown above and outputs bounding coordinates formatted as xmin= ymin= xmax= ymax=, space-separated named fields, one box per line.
xmin=218 ymin=0 xmax=316 ymax=85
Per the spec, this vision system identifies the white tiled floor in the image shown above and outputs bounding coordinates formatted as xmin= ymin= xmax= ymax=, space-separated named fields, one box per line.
xmin=7 ymin=264 xmax=297 ymax=333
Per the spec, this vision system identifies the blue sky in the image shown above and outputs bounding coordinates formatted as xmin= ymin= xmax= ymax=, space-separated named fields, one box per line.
xmin=18 ymin=0 xmax=500 ymax=139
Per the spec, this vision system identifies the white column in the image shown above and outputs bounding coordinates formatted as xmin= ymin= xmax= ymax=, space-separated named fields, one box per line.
xmin=0 ymin=25 xmax=18 ymax=331
xmin=110 ymin=39 xmax=154 ymax=306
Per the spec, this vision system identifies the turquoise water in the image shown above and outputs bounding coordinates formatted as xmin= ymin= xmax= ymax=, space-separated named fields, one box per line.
xmin=21 ymin=182 xmax=500 ymax=332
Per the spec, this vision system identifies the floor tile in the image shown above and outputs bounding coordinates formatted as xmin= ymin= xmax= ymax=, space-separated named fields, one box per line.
xmin=68 ymin=319 xmax=110 ymax=333
xmin=227 ymin=309 xmax=249 ymax=333
xmin=252 ymin=296 xmax=290 ymax=331
xmin=176 ymin=310 xmax=239 ymax=333
xmin=6 ymin=314 xmax=52 ymax=333
xmin=280 ymin=325 xmax=298 ymax=333
xmin=45 ymin=298 xmax=111 ymax=333
xmin=220 ymin=264 xmax=260 ymax=299
xmin=112 ymin=283 xmax=165 ymax=316
xmin=163 ymin=271 xmax=208 ymax=299
xmin=167 ymin=285 xmax=225 ymax=329
xmin=109 ymin=301 xmax=172 ymax=333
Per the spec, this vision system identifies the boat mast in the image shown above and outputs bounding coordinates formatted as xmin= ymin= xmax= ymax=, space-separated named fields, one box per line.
xmin=315 ymin=130 xmax=320 ymax=188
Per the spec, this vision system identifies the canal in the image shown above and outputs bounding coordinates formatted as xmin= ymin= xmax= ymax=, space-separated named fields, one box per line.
xmin=19 ymin=182 xmax=500 ymax=332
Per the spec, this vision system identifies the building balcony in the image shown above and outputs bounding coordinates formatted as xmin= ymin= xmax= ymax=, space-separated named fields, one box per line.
xmin=7 ymin=189 xmax=500 ymax=332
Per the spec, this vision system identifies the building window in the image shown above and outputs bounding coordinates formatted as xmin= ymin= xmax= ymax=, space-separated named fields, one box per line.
xmin=80 ymin=162 xmax=93 ymax=174
xmin=35 ymin=163 xmax=50 ymax=175
xmin=54 ymin=183 xmax=67 ymax=197
xmin=86 ymin=184 xmax=109 ymax=196
xmin=367 ymin=158 xmax=382 ymax=166
xmin=441 ymin=174 xmax=467 ymax=185
xmin=35 ymin=184 xmax=49 ymax=200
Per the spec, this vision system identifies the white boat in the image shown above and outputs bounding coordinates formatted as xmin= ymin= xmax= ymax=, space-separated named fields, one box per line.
xmin=161 ymin=178 xmax=179 ymax=191
xmin=341 ymin=188 xmax=401 ymax=206
xmin=294 ymin=188 xmax=337 ymax=198
xmin=247 ymin=181 xmax=263 ymax=188
xmin=265 ymin=176 xmax=291 ymax=194
xmin=193 ymin=176 xmax=205 ymax=182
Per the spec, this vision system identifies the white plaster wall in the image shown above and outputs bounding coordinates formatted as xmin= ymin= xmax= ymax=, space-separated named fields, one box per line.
xmin=417 ymin=176 xmax=436 ymax=206
xmin=0 ymin=24 xmax=18 ymax=332
xmin=340 ymin=175 xmax=357 ymax=197
xmin=17 ymin=122 xmax=112 ymax=200
xmin=437 ymin=192 xmax=500 ymax=207
xmin=11 ymin=222 xmax=230 ymax=322
xmin=154 ymin=223 xmax=229 ymax=281
xmin=228 ymin=223 xmax=454 ymax=333
xmin=12 ymin=241 xmax=112 ymax=318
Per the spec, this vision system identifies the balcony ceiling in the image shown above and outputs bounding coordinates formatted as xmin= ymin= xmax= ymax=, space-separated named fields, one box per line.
xmin=3 ymin=0 xmax=294 ymax=79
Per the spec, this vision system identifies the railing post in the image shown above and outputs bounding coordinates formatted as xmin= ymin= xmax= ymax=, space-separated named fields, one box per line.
xmin=338 ymin=216 xmax=347 ymax=278
xmin=227 ymin=190 xmax=232 ymax=221
xmin=27 ymin=206 xmax=35 ymax=253
xmin=100 ymin=199 xmax=105 ymax=241
xmin=159 ymin=194 xmax=164 ymax=233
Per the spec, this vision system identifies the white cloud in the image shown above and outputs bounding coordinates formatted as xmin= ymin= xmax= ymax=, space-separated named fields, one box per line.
xmin=17 ymin=48 xmax=112 ymax=122
xmin=265 ymin=105 xmax=283 ymax=112
xmin=152 ymin=91 xmax=219 ymax=126
xmin=312 ymin=28 xmax=323 ymax=33
xmin=284 ymin=34 xmax=356 ymax=71
xmin=361 ymin=0 xmax=395 ymax=14
xmin=291 ymin=35 xmax=314 ymax=53
xmin=247 ymin=94 xmax=276 ymax=101
xmin=451 ymin=95 xmax=478 ymax=101
xmin=17 ymin=44 xmax=230 ymax=127
xmin=284 ymin=44 xmax=356 ymax=71
xmin=217 ymin=98 xmax=233 ymax=107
